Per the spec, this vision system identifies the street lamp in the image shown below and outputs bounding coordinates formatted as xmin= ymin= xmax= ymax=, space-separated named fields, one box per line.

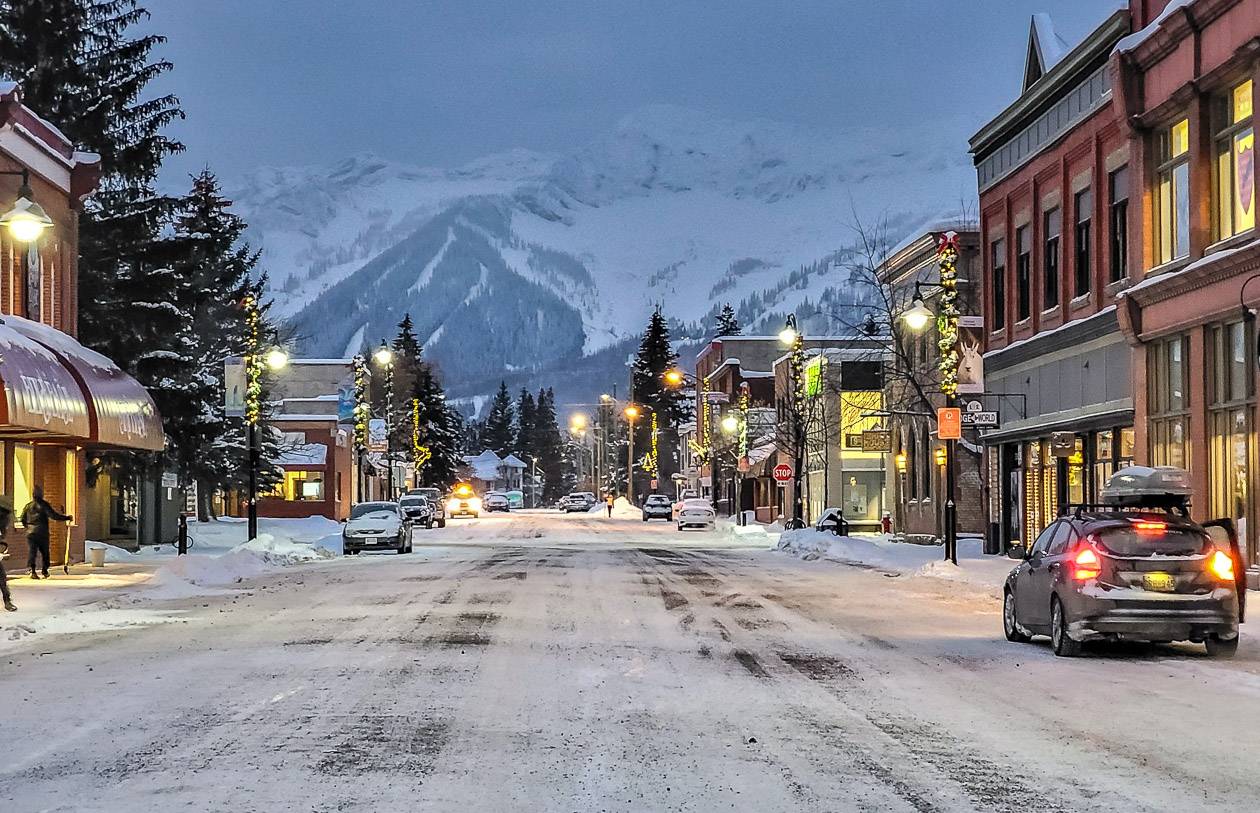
xmin=779 ymin=314 xmax=806 ymax=527
xmin=264 ymin=346 xmax=289 ymax=371
xmin=373 ymin=341 xmax=396 ymax=500
xmin=624 ymin=404 xmax=642 ymax=504
xmin=720 ymin=414 xmax=739 ymax=434
xmin=901 ymin=232 xmax=962 ymax=564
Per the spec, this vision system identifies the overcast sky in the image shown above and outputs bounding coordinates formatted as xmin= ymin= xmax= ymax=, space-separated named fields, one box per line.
xmin=147 ymin=1 xmax=1121 ymax=187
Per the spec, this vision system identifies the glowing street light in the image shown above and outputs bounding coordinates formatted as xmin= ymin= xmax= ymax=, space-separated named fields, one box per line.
xmin=720 ymin=414 xmax=739 ymax=434
xmin=0 ymin=170 xmax=53 ymax=243
xmin=903 ymin=295 xmax=934 ymax=333
xmin=373 ymin=343 xmax=394 ymax=367
xmin=778 ymin=315 xmax=799 ymax=347
xmin=264 ymin=346 xmax=289 ymax=371
xmin=663 ymin=369 xmax=685 ymax=387
xmin=624 ymin=404 xmax=640 ymax=421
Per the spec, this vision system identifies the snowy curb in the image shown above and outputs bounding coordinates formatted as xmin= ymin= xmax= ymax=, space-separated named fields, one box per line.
xmin=776 ymin=529 xmax=1011 ymax=596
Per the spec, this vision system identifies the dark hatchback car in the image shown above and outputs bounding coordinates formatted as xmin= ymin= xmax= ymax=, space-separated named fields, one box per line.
xmin=1003 ymin=467 xmax=1241 ymax=658
xmin=399 ymin=495 xmax=435 ymax=529
xmin=642 ymin=494 xmax=673 ymax=521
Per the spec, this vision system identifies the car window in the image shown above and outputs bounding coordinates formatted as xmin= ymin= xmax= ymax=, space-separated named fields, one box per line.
xmin=1047 ymin=522 xmax=1075 ymax=555
xmin=1030 ymin=522 xmax=1058 ymax=557
xmin=1095 ymin=523 xmax=1210 ymax=557
xmin=350 ymin=502 xmax=396 ymax=519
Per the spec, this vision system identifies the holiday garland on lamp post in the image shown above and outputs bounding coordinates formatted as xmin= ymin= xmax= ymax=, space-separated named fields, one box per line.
xmin=243 ymin=294 xmax=263 ymax=426
xmin=936 ymin=230 xmax=960 ymax=399
xmin=352 ymin=354 xmax=370 ymax=500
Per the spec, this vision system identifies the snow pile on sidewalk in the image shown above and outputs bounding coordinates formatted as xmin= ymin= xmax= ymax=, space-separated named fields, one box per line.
xmin=151 ymin=532 xmax=337 ymax=592
xmin=777 ymin=529 xmax=1012 ymax=595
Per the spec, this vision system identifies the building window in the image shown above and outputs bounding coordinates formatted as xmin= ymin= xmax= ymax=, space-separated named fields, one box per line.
xmin=1108 ymin=166 xmax=1129 ymax=282
xmin=1215 ymin=79 xmax=1254 ymax=241
xmin=920 ymin=423 xmax=932 ymax=500
xmin=1156 ymin=118 xmax=1191 ymax=263
xmin=1148 ymin=335 xmax=1189 ymax=468
xmin=1043 ymin=207 xmax=1061 ymax=308
xmin=1208 ymin=321 xmax=1253 ymax=549
xmin=991 ymin=238 xmax=1006 ymax=331
xmin=64 ymin=450 xmax=77 ymax=526
xmin=13 ymin=444 xmax=34 ymax=526
xmin=1073 ymin=189 xmax=1092 ymax=297
xmin=274 ymin=470 xmax=325 ymax=501
xmin=1015 ymin=224 xmax=1031 ymax=321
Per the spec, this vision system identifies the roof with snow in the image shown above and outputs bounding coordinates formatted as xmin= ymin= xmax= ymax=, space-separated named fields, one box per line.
xmin=463 ymin=450 xmax=503 ymax=481
xmin=1024 ymin=13 xmax=1072 ymax=90
xmin=501 ymin=454 xmax=527 ymax=469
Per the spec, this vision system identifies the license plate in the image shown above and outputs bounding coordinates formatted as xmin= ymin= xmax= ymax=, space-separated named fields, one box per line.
xmin=1143 ymin=572 xmax=1176 ymax=592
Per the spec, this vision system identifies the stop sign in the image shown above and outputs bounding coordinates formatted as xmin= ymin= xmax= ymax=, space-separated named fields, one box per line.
xmin=773 ymin=463 xmax=793 ymax=483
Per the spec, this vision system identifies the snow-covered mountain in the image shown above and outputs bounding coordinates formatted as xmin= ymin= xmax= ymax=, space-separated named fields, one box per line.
xmin=234 ymin=105 xmax=977 ymax=408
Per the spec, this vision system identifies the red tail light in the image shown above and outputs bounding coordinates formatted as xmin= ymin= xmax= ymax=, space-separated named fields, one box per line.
xmin=1131 ymin=519 xmax=1167 ymax=535
xmin=1072 ymin=545 xmax=1102 ymax=580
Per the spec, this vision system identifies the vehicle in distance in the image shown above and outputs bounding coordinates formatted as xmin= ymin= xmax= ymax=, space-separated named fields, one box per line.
xmin=642 ymin=494 xmax=673 ymax=522
xmin=676 ymin=499 xmax=716 ymax=531
xmin=447 ymin=483 xmax=481 ymax=518
xmin=1003 ymin=466 xmax=1240 ymax=657
xmin=343 ymin=501 xmax=413 ymax=554
xmin=406 ymin=487 xmax=446 ymax=527
xmin=560 ymin=492 xmax=595 ymax=513
xmin=484 ymin=493 xmax=510 ymax=512
xmin=399 ymin=495 xmax=435 ymax=529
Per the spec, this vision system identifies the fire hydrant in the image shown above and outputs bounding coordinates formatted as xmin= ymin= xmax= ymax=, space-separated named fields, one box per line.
xmin=880 ymin=512 xmax=892 ymax=535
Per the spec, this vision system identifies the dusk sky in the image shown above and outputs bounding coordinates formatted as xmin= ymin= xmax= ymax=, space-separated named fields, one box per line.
xmin=147 ymin=1 xmax=1122 ymax=186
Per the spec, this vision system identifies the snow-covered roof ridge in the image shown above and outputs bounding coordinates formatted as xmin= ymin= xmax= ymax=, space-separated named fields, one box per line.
xmin=1031 ymin=13 xmax=1072 ymax=71
xmin=883 ymin=212 xmax=979 ymax=266
xmin=501 ymin=454 xmax=527 ymax=468
xmin=982 ymin=305 xmax=1118 ymax=359
xmin=1114 ymin=0 xmax=1192 ymax=54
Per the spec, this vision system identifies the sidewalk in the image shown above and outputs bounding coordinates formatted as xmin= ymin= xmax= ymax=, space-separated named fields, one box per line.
xmin=1 ymin=516 xmax=343 ymax=651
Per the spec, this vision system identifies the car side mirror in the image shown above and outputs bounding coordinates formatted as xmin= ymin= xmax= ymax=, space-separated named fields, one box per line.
xmin=1006 ymin=544 xmax=1027 ymax=560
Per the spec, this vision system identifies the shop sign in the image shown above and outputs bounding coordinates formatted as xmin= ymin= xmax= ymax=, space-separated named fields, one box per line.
xmin=1050 ymin=432 xmax=1076 ymax=457
xmin=368 ymin=418 xmax=388 ymax=452
xmin=938 ymin=407 xmax=962 ymax=440
xmin=861 ymin=429 xmax=892 ymax=452
xmin=960 ymin=400 xmax=999 ymax=429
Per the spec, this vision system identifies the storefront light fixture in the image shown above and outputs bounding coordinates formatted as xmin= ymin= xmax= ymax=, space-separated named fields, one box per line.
xmin=894 ymin=451 xmax=907 ymax=473
xmin=0 ymin=170 xmax=53 ymax=243
xmin=934 ymin=447 xmax=947 ymax=467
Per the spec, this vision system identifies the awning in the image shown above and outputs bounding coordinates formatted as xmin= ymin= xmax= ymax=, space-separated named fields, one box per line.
xmin=0 ymin=322 xmax=91 ymax=440
xmin=3 ymin=315 xmax=165 ymax=451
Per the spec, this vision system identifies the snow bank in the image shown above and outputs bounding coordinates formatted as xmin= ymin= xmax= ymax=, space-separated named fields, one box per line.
xmin=777 ymin=530 xmax=1012 ymax=595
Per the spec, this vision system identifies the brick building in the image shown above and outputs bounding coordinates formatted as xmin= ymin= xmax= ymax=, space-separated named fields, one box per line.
xmin=970 ymin=9 xmax=1137 ymax=549
xmin=0 ymin=81 xmax=164 ymax=566
xmin=1112 ymin=0 xmax=1260 ymax=575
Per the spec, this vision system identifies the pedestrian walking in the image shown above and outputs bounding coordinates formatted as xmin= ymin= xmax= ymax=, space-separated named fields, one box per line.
xmin=606 ymin=494 xmax=614 ymax=518
xmin=22 ymin=485 xmax=72 ymax=580
xmin=0 ymin=495 xmax=15 ymax=611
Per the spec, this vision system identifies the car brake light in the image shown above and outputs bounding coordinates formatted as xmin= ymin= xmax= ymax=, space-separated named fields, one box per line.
xmin=1131 ymin=519 xmax=1167 ymax=534
xmin=1072 ymin=545 xmax=1102 ymax=580
xmin=1209 ymin=550 xmax=1235 ymax=582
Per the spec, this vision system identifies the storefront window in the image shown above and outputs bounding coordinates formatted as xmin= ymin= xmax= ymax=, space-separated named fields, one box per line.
xmin=1157 ymin=118 xmax=1191 ymax=263
xmin=1067 ymin=437 xmax=1085 ymax=506
xmin=1040 ymin=440 xmax=1058 ymax=526
xmin=274 ymin=470 xmax=326 ymax=501
xmin=1215 ymin=79 xmax=1254 ymax=241
xmin=1148 ymin=336 xmax=1189 ymax=468
xmin=1208 ymin=321 xmax=1253 ymax=554
xmin=13 ymin=444 xmax=33 ymax=526
xmin=64 ymin=450 xmax=77 ymax=526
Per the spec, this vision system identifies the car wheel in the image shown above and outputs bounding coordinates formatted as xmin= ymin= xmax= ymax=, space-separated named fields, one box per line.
xmin=1050 ymin=596 xmax=1082 ymax=657
xmin=1003 ymin=590 xmax=1031 ymax=643
xmin=345 ymin=548 xmax=358 ymax=556
xmin=1205 ymin=635 xmax=1239 ymax=658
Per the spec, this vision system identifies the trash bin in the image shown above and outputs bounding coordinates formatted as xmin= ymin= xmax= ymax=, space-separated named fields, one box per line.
xmin=88 ymin=546 xmax=106 ymax=568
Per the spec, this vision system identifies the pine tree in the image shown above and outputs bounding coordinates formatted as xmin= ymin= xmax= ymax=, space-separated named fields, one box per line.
xmin=534 ymin=388 xmax=571 ymax=502
xmin=392 ymin=313 xmax=463 ymax=488
xmin=514 ymin=388 xmax=536 ymax=458
xmin=715 ymin=303 xmax=742 ymax=336
xmin=630 ymin=308 xmax=687 ymax=493
xmin=482 ymin=382 xmax=515 ymax=455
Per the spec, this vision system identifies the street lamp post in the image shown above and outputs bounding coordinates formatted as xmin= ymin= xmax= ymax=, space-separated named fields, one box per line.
xmin=780 ymin=314 xmax=806 ymax=527
xmin=373 ymin=342 xmax=395 ymax=500
xmin=624 ymin=404 xmax=641 ymax=504
xmin=352 ymin=354 xmax=370 ymax=502
xmin=902 ymin=231 xmax=962 ymax=565
xmin=242 ymin=294 xmax=288 ymax=540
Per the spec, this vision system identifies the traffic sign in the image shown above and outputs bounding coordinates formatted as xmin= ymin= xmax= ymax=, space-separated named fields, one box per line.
xmin=938 ymin=407 xmax=962 ymax=440
xmin=772 ymin=463 xmax=794 ymax=483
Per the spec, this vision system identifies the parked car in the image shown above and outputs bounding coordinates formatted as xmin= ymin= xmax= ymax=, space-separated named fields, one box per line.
xmin=406 ymin=487 xmax=446 ymax=528
xmin=399 ymin=495 xmax=435 ymax=529
xmin=446 ymin=484 xmax=482 ymax=518
xmin=642 ymin=494 xmax=673 ymax=522
xmin=484 ymin=493 xmax=511 ymax=512
xmin=343 ymin=501 xmax=412 ymax=554
xmin=1003 ymin=466 xmax=1240 ymax=657
xmin=676 ymin=499 xmax=716 ymax=531
xmin=503 ymin=490 xmax=525 ymax=509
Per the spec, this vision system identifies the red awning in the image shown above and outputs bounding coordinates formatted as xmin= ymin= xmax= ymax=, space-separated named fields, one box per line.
xmin=0 ymin=321 xmax=91 ymax=440
xmin=3 ymin=316 xmax=165 ymax=451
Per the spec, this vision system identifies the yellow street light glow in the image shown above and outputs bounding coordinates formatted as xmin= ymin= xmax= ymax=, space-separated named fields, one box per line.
xmin=600 ymin=393 xmax=612 ymax=402
xmin=663 ymin=369 xmax=684 ymax=386
xmin=0 ymin=197 xmax=53 ymax=243
xmin=894 ymin=451 xmax=907 ymax=473
xmin=778 ymin=325 xmax=798 ymax=346
xmin=570 ymin=413 xmax=588 ymax=430
xmin=903 ymin=298 xmax=934 ymax=333
xmin=720 ymin=414 xmax=739 ymax=434
xmin=624 ymin=404 xmax=640 ymax=420
xmin=264 ymin=346 xmax=289 ymax=371
xmin=373 ymin=344 xmax=393 ymax=366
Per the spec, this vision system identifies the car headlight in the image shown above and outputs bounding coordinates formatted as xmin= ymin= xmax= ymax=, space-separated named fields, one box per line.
xmin=446 ymin=500 xmax=459 ymax=511
xmin=469 ymin=498 xmax=483 ymax=511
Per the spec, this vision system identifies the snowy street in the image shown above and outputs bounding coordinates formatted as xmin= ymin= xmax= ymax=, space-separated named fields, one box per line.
xmin=2 ymin=511 xmax=1259 ymax=811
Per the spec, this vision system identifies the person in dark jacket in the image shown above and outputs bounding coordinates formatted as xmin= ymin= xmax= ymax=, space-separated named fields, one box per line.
xmin=22 ymin=485 xmax=71 ymax=579
xmin=0 ymin=495 xmax=15 ymax=611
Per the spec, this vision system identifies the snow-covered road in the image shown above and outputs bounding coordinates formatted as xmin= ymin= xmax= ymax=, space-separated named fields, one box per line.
xmin=4 ymin=510 xmax=1260 ymax=811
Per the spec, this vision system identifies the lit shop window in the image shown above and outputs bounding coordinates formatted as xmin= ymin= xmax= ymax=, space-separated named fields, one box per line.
xmin=1157 ymin=119 xmax=1191 ymax=263
xmin=13 ymin=444 xmax=33 ymax=526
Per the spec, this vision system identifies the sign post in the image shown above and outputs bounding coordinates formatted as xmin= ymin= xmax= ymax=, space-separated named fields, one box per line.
xmin=772 ymin=463 xmax=793 ymax=484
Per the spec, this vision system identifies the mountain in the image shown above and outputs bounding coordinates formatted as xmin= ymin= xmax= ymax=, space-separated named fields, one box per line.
xmin=233 ymin=105 xmax=977 ymax=411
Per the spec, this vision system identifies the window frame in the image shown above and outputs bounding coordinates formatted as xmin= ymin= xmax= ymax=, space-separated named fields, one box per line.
xmin=1156 ymin=118 xmax=1191 ymax=264
xmin=991 ymin=238 xmax=1006 ymax=332
xmin=1073 ymin=188 xmax=1093 ymax=297
xmin=1147 ymin=335 xmax=1190 ymax=469
xmin=1108 ymin=166 xmax=1129 ymax=283
xmin=1043 ymin=207 xmax=1061 ymax=309
xmin=1015 ymin=224 xmax=1031 ymax=322
xmin=1213 ymin=79 xmax=1254 ymax=242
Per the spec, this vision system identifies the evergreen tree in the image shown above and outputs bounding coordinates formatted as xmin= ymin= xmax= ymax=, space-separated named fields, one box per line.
xmin=514 ymin=388 xmax=536 ymax=459
xmin=482 ymin=381 xmax=515 ymax=455
xmin=715 ymin=303 xmax=742 ymax=336
xmin=534 ymin=388 xmax=571 ymax=502
xmin=630 ymin=308 xmax=687 ymax=493
xmin=392 ymin=313 xmax=462 ymax=488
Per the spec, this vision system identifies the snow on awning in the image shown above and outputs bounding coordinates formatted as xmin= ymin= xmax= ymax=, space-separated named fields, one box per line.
xmin=3 ymin=315 xmax=164 ymax=450
xmin=0 ymin=320 xmax=91 ymax=440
